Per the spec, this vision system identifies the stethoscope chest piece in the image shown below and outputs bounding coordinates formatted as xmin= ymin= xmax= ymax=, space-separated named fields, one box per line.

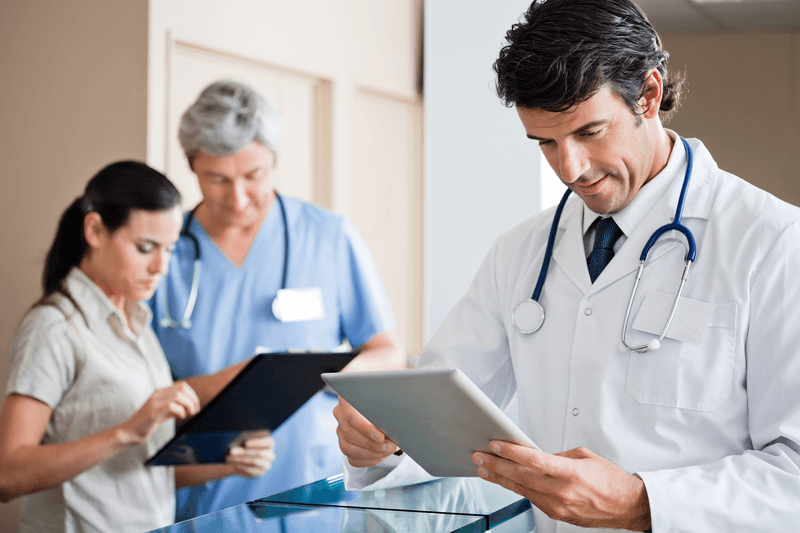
xmin=512 ymin=299 xmax=545 ymax=334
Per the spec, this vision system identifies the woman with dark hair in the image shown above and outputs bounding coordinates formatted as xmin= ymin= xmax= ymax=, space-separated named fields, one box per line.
xmin=0 ymin=161 xmax=275 ymax=533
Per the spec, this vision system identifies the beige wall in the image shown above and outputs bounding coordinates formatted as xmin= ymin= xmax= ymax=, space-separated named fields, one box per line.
xmin=146 ymin=0 xmax=422 ymax=215
xmin=662 ymin=31 xmax=800 ymax=206
xmin=0 ymin=1 xmax=148 ymax=529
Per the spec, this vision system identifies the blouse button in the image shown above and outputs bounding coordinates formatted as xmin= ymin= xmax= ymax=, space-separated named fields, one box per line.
xmin=584 ymin=308 xmax=592 ymax=316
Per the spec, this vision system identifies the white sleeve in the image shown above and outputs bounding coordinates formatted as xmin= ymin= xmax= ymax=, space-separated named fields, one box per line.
xmin=342 ymin=453 xmax=437 ymax=491
xmin=638 ymin=222 xmax=800 ymax=532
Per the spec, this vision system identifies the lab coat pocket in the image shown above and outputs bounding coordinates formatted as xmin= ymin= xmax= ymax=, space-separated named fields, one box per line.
xmin=626 ymin=298 xmax=736 ymax=412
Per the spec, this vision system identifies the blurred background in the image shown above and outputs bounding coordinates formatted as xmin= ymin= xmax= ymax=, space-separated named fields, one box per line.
xmin=1 ymin=0 xmax=798 ymax=529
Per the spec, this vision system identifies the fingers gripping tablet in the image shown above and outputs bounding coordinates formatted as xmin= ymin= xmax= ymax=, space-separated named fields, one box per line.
xmin=323 ymin=368 xmax=540 ymax=477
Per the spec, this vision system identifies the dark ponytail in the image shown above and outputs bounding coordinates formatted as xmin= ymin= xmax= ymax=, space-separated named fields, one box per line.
xmin=38 ymin=161 xmax=181 ymax=313
xmin=42 ymin=197 xmax=90 ymax=301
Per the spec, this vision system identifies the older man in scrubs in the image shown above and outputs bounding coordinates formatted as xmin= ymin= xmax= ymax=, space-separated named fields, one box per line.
xmin=151 ymin=79 xmax=405 ymax=520
xmin=333 ymin=1 xmax=800 ymax=532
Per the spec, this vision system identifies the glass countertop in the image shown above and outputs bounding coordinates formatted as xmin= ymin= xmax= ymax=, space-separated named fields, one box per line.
xmin=258 ymin=474 xmax=531 ymax=530
xmin=151 ymin=474 xmax=532 ymax=532
xmin=151 ymin=501 xmax=486 ymax=533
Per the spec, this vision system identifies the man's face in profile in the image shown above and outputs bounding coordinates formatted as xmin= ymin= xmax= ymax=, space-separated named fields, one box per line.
xmin=517 ymin=85 xmax=660 ymax=215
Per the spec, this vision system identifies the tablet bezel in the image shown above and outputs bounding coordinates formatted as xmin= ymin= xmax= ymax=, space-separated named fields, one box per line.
xmin=322 ymin=368 xmax=540 ymax=477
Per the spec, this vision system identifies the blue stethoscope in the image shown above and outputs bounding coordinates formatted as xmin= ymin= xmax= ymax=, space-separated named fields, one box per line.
xmin=511 ymin=137 xmax=697 ymax=354
xmin=159 ymin=192 xmax=290 ymax=329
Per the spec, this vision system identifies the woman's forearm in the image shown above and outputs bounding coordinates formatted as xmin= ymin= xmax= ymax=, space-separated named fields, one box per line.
xmin=0 ymin=423 xmax=130 ymax=502
xmin=0 ymin=386 xmax=195 ymax=503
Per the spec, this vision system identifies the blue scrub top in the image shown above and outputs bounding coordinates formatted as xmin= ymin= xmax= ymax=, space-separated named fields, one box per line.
xmin=150 ymin=196 xmax=396 ymax=520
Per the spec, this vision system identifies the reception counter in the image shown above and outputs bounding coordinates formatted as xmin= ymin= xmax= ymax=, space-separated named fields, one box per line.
xmin=151 ymin=474 xmax=535 ymax=532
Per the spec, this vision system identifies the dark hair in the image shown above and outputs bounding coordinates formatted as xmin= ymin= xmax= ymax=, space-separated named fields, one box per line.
xmin=40 ymin=161 xmax=181 ymax=312
xmin=493 ymin=0 xmax=684 ymax=122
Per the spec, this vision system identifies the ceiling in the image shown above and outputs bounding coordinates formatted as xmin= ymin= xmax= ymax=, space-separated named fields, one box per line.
xmin=636 ymin=0 xmax=800 ymax=33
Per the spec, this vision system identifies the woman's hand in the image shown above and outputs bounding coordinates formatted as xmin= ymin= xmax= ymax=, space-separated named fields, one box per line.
xmin=226 ymin=432 xmax=276 ymax=478
xmin=117 ymin=381 xmax=200 ymax=446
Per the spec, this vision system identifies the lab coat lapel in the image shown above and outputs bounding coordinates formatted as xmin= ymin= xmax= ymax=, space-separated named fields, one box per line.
xmin=664 ymin=137 xmax=716 ymax=222
xmin=588 ymin=203 xmax=676 ymax=294
xmin=588 ymin=137 xmax=716 ymax=294
xmin=552 ymin=198 xmax=592 ymax=294
xmin=549 ymin=192 xmax=676 ymax=297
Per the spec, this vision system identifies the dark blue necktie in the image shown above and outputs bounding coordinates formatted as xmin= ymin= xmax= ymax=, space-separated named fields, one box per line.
xmin=587 ymin=217 xmax=623 ymax=283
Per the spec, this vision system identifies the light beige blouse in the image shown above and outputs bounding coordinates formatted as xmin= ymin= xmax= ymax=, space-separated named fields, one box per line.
xmin=6 ymin=268 xmax=176 ymax=533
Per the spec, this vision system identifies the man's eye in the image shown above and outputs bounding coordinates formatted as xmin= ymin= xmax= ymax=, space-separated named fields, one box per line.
xmin=137 ymin=244 xmax=154 ymax=254
xmin=538 ymin=140 xmax=553 ymax=146
xmin=247 ymin=169 xmax=268 ymax=180
xmin=580 ymin=130 xmax=600 ymax=137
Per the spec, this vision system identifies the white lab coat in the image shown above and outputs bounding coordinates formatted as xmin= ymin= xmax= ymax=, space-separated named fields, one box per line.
xmin=344 ymin=136 xmax=800 ymax=532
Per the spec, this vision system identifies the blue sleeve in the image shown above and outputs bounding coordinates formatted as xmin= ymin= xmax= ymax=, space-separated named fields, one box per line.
xmin=335 ymin=217 xmax=396 ymax=348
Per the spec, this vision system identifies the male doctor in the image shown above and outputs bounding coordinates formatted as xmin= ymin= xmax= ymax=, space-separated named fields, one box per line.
xmin=333 ymin=0 xmax=800 ymax=531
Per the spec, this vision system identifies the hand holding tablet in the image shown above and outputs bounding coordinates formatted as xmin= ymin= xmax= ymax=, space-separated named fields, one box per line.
xmin=323 ymin=368 xmax=540 ymax=477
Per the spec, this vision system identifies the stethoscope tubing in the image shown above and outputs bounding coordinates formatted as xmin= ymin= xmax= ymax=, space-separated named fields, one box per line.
xmin=512 ymin=137 xmax=697 ymax=354
xmin=159 ymin=192 xmax=289 ymax=329
xmin=533 ymin=188 xmax=573 ymax=301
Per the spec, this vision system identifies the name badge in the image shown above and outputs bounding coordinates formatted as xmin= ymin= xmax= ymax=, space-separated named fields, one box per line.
xmin=272 ymin=288 xmax=326 ymax=323
xmin=632 ymin=289 xmax=714 ymax=344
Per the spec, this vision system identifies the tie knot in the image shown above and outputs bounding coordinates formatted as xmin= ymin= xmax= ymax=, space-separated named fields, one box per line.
xmin=593 ymin=217 xmax=623 ymax=251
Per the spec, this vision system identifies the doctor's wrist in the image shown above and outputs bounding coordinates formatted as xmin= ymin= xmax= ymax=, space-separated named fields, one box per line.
xmin=626 ymin=473 xmax=652 ymax=532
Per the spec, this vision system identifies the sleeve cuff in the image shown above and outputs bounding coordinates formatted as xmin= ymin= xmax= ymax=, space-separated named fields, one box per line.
xmin=342 ymin=454 xmax=437 ymax=491
xmin=635 ymin=471 xmax=670 ymax=533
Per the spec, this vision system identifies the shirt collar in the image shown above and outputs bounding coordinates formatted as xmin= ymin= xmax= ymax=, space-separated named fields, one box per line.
xmin=581 ymin=129 xmax=687 ymax=237
xmin=63 ymin=267 xmax=152 ymax=341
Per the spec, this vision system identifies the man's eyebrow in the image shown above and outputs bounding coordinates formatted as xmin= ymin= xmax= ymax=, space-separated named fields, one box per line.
xmin=526 ymin=119 xmax=610 ymax=141
xmin=202 ymin=170 xmax=231 ymax=179
xmin=245 ymin=165 xmax=268 ymax=176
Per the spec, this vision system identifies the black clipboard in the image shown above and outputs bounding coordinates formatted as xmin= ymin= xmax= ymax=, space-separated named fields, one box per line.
xmin=146 ymin=351 xmax=358 ymax=466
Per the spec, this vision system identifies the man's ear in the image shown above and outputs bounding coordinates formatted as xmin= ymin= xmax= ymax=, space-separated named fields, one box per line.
xmin=639 ymin=69 xmax=664 ymax=120
xmin=83 ymin=212 xmax=106 ymax=249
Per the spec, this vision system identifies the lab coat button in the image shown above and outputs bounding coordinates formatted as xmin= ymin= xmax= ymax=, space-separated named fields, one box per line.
xmin=572 ymin=408 xmax=579 ymax=416
xmin=584 ymin=308 xmax=592 ymax=316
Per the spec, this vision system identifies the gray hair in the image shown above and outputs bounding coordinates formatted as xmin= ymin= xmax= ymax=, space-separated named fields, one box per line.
xmin=178 ymin=79 xmax=283 ymax=162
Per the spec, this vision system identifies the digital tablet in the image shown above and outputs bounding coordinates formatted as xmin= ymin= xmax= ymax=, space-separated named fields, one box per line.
xmin=322 ymin=368 xmax=540 ymax=477
xmin=146 ymin=351 xmax=358 ymax=466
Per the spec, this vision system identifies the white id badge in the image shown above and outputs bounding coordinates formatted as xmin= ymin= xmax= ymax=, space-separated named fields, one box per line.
xmin=272 ymin=287 xmax=326 ymax=322
xmin=632 ymin=289 xmax=714 ymax=344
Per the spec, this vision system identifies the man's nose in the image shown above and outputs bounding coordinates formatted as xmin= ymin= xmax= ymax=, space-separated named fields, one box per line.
xmin=228 ymin=179 xmax=249 ymax=209
xmin=557 ymin=141 xmax=590 ymax=184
